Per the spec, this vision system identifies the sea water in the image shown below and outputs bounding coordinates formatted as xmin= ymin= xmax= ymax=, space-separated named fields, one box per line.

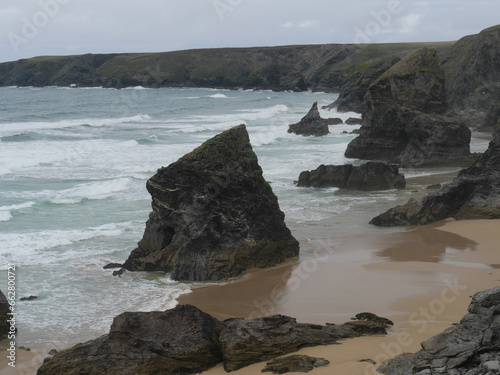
xmin=0 ymin=86 xmax=490 ymax=350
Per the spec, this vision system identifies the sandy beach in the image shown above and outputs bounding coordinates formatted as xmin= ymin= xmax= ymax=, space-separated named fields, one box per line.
xmin=2 ymin=219 xmax=499 ymax=374
xmin=179 ymin=219 xmax=500 ymax=375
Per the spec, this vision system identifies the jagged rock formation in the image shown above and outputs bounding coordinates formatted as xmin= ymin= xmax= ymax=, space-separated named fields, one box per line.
xmin=371 ymin=123 xmax=500 ymax=226
xmin=441 ymin=25 xmax=500 ymax=122
xmin=37 ymin=304 xmax=392 ymax=375
xmin=345 ymin=48 xmax=471 ymax=167
xmin=378 ymin=286 xmax=500 ymax=375
xmin=297 ymin=162 xmax=406 ymax=191
xmin=478 ymin=99 xmax=500 ymax=132
xmin=0 ymin=290 xmax=10 ymax=340
xmin=323 ymin=55 xmax=401 ymax=113
xmin=123 ymin=125 xmax=299 ymax=281
xmin=36 ymin=305 xmax=223 ymax=375
xmin=287 ymin=102 xmax=342 ymax=136
xmin=262 ymin=355 xmax=330 ymax=374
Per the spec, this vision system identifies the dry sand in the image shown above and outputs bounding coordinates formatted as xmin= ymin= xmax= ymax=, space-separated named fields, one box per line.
xmin=2 ymin=219 xmax=499 ymax=374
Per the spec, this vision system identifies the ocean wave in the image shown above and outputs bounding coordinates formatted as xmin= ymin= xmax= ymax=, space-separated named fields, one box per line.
xmin=0 ymin=114 xmax=152 ymax=138
xmin=0 ymin=202 xmax=36 ymax=222
xmin=0 ymin=221 xmax=136 ymax=265
xmin=208 ymin=93 xmax=229 ymax=98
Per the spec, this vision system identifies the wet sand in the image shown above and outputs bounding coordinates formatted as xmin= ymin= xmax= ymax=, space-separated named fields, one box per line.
xmin=178 ymin=219 xmax=500 ymax=375
xmin=3 ymin=219 xmax=499 ymax=374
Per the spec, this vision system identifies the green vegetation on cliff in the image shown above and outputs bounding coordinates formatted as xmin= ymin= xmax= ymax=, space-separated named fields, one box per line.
xmin=0 ymin=42 xmax=454 ymax=91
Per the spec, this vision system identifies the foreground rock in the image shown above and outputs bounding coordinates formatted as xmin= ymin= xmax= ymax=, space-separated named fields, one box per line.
xmin=345 ymin=48 xmax=471 ymax=167
xmin=37 ymin=305 xmax=223 ymax=375
xmin=37 ymin=305 xmax=393 ymax=375
xmin=297 ymin=162 xmax=406 ymax=191
xmin=288 ymin=102 xmax=342 ymax=136
xmin=262 ymin=355 xmax=330 ymax=374
xmin=378 ymin=286 xmax=500 ymax=375
xmin=123 ymin=125 xmax=299 ymax=281
xmin=371 ymin=136 xmax=500 ymax=226
xmin=0 ymin=290 xmax=10 ymax=340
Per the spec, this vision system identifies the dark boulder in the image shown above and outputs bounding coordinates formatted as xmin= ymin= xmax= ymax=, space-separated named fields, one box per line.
xmin=36 ymin=305 xmax=223 ymax=375
xmin=0 ymin=290 xmax=10 ymax=340
xmin=262 ymin=355 xmax=330 ymax=374
xmin=297 ymin=162 xmax=406 ymax=191
xmin=123 ymin=125 xmax=299 ymax=281
xmin=370 ymin=135 xmax=500 ymax=226
xmin=37 ymin=305 xmax=392 ymax=375
xmin=288 ymin=102 xmax=341 ymax=136
xmin=378 ymin=286 xmax=500 ymax=375
xmin=345 ymin=48 xmax=471 ymax=167
xmin=345 ymin=117 xmax=363 ymax=125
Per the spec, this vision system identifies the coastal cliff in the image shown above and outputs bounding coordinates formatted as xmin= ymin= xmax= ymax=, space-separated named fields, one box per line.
xmin=0 ymin=42 xmax=453 ymax=91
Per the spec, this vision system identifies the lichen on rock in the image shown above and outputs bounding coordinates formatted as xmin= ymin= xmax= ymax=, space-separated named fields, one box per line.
xmin=123 ymin=124 xmax=299 ymax=281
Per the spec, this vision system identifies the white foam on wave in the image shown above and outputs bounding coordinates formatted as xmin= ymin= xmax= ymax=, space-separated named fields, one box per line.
xmin=0 ymin=114 xmax=152 ymax=138
xmin=0 ymin=202 xmax=36 ymax=222
xmin=0 ymin=221 xmax=136 ymax=267
xmin=208 ymin=93 xmax=229 ymax=98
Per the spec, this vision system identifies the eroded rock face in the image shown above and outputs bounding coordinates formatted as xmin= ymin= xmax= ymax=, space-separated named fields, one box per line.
xmin=345 ymin=48 xmax=471 ymax=167
xmin=36 ymin=305 xmax=223 ymax=375
xmin=378 ymin=286 xmax=500 ymax=375
xmin=324 ymin=55 xmax=401 ymax=114
xmin=37 ymin=305 xmax=393 ymax=375
xmin=297 ymin=162 xmax=406 ymax=191
xmin=123 ymin=125 xmax=299 ymax=281
xmin=288 ymin=102 xmax=341 ymax=136
xmin=262 ymin=355 xmax=330 ymax=374
xmin=370 ymin=138 xmax=500 ymax=226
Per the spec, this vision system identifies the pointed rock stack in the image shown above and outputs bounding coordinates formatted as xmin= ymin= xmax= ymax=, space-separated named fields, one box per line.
xmin=123 ymin=124 xmax=299 ymax=281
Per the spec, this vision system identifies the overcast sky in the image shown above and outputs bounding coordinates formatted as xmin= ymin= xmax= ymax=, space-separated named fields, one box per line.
xmin=1 ymin=0 xmax=498 ymax=63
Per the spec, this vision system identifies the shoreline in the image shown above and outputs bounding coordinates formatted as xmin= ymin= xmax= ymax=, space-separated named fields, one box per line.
xmin=179 ymin=219 xmax=500 ymax=374
xmin=3 ymin=219 xmax=499 ymax=374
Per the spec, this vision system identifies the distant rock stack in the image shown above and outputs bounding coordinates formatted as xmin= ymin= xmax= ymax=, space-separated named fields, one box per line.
xmin=123 ymin=124 xmax=299 ymax=281
xmin=288 ymin=102 xmax=342 ymax=136
xmin=345 ymin=48 xmax=471 ymax=167
xmin=297 ymin=162 xmax=406 ymax=191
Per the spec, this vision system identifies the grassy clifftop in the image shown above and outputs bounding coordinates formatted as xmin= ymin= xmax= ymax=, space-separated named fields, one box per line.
xmin=0 ymin=42 xmax=453 ymax=91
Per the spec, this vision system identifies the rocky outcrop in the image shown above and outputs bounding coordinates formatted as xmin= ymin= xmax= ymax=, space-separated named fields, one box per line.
xmin=0 ymin=290 xmax=10 ymax=340
xmin=370 ymin=130 xmax=500 ymax=226
xmin=378 ymin=286 xmax=500 ymax=375
xmin=37 ymin=305 xmax=392 ymax=375
xmin=324 ymin=55 xmax=401 ymax=113
xmin=441 ymin=25 xmax=500 ymax=121
xmin=288 ymin=102 xmax=342 ymax=136
xmin=478 ymin=99 xmax=500 ymax=132
xmin=345 ymin=48 xmax=471 ymax=167
xmin=297 ymin=162 xmax=406 ymax=191
xmin=36 ymin=305 xmax=223 ymax=375
xmin=262 ymin=355 xmax=330 ymax=374
xmin=123 ymin=125 xmax=299 ymax=281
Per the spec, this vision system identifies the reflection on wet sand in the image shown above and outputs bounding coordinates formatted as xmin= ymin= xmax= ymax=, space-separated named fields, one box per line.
xmin=375 ymin=227 xmax=477 ymax=262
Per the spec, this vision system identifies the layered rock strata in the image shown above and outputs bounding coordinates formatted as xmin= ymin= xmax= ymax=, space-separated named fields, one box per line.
xmin=345 ymin=48 xmax=471 ymax=167
xmin=297 ymin=162 xmax=406 ymax=191
xmin=123 ymin=125 xmax=299 ymax=281
xmin=37 ymin=305 xmax=393 ymax=375
xmin=378 ymin=286 xmax=500 ymax=375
